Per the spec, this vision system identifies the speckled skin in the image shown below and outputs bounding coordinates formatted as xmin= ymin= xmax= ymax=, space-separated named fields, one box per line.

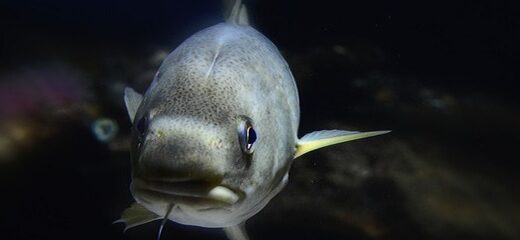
xmin=129 ymin=23 xmax=300 ymax=227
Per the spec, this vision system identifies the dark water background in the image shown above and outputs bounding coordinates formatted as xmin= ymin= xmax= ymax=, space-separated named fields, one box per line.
xmin=1 ymin=0 xmax=519 ymax=239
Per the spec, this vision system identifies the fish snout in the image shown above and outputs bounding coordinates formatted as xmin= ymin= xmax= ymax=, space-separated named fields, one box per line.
xmin=133 ymin=119 xmax=232 ymax=184
xmin=130 ymin=116 xmax=245 ymax=209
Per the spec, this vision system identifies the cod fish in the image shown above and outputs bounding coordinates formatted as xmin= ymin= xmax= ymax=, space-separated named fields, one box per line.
xmin=117 ymin=1 xmax=389 ymax=239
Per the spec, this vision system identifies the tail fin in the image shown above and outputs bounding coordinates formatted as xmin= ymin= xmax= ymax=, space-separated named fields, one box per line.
xmin=226 ymin=0 xmax=249 ymax=25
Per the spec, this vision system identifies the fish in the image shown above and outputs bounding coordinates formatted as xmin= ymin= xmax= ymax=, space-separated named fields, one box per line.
xmin=116 ymin=1 xmax=389 ymax=240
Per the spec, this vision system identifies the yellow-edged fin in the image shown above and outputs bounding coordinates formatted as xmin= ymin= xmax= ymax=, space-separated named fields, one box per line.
xmin=294 ymin=130 xmax=391 ymax=159
xmin=114 ymin=203 xmax=161 ymax=232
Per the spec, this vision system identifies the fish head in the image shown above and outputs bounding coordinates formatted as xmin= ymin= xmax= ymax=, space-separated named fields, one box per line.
xmin=123 ymin=67 xmax=294 ymax=228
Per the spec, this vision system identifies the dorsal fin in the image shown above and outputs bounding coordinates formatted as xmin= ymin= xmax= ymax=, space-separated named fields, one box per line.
xmin=226 ymin=0 xmax=249 ymax=25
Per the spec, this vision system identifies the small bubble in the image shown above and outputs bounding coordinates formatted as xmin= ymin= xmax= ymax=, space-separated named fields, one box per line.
xmin=91 ymin=118 xmax=119 ymax=142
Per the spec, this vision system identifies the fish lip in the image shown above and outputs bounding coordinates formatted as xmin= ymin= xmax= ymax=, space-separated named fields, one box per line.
xmin=131 ymin=178 xmax=243 ymax=209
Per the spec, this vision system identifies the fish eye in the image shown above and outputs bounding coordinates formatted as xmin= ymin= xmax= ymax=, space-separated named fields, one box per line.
xmin=246 ymin=125 xmax=257 ymax=150
xmin=238 ymin=118 xmax=257 ymax=154
xmin=135 ymin=116 xmax=148 ymax=145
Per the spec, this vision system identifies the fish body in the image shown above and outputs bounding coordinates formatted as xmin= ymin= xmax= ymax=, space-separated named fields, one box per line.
xmin=128 ymin=21 xmax=298 ymax=228
xmin=119 ymin=1 xmax=388 ymax=239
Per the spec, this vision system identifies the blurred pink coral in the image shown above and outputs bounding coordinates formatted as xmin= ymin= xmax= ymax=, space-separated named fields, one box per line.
xmin=0 ymin=64 xmax=90 ymax=118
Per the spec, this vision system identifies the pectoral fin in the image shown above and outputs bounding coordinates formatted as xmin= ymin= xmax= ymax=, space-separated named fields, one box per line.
xmin=114 ymin=203 xmax=161 ymax=231
xmin=124 ymin=87 xmax=143 ymax=122
xmin=224 ymin=222 xmax=249 ymax=240
xmin=294 ymin=129 xmax=390 ymax=158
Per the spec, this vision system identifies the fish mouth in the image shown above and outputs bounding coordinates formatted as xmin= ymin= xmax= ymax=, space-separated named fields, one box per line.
xmin=131 ymin=178 xmax=243 ymax=210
